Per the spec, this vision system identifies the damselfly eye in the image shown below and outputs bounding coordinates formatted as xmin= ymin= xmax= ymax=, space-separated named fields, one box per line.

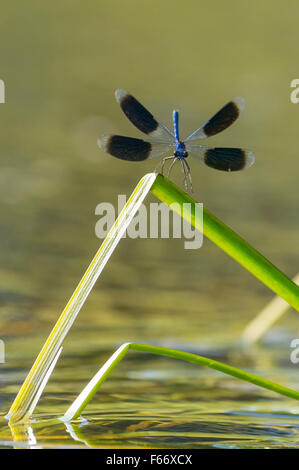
xmin=183 ymin=152 xmax=188 ymax=158
xmin=174 ymin=150 xmax=180 ymax=157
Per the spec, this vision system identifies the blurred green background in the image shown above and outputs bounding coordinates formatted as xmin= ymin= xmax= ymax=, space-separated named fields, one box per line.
xmin=1 ymin=0 xmax=298 ymax=347
xmin=0 ymin=0 xmax=299 ymax=447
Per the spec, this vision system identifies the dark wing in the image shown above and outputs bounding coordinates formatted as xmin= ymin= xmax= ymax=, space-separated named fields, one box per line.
xmin=115 ymin=89 xmax=175 ymax=142
xmin=185 ymin=97 xmax=245 ymax=141
xmin=186 ymin=144 xmax=255 ymax=171
xmin=98 ymin=135 xmax=174 ymax=161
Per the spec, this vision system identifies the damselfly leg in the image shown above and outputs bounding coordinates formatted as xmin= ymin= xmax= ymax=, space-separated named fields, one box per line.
xmin=155 ymin=156 xmax=175 ymax=175
xmin=183 ymin=158 xmax=193 ymax=192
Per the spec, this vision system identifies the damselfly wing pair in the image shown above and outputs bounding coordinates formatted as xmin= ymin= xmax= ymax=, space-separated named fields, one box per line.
xmin=98 ymin=89 xmax=255 ymax=191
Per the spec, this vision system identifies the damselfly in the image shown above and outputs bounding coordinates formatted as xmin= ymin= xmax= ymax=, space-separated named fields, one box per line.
xmin=98 ymin=89 xmax=255 ymax=191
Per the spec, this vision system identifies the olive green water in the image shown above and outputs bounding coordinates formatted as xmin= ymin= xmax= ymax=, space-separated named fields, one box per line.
xmin=0 ymin=0 xmax=299 ymax=448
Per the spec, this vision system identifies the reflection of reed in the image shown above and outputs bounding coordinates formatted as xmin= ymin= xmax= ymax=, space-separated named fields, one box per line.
xmin=151 ymin=175 xmax=299 ymax=311
xmin=0 ymin=79 xmax=5 ymax=103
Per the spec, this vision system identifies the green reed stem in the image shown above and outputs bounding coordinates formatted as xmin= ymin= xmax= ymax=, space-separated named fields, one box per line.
xmin=151 ymin=174 xmax=299 ymax=311
xmin=62 ymin=342 xmax=299 ymax=421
